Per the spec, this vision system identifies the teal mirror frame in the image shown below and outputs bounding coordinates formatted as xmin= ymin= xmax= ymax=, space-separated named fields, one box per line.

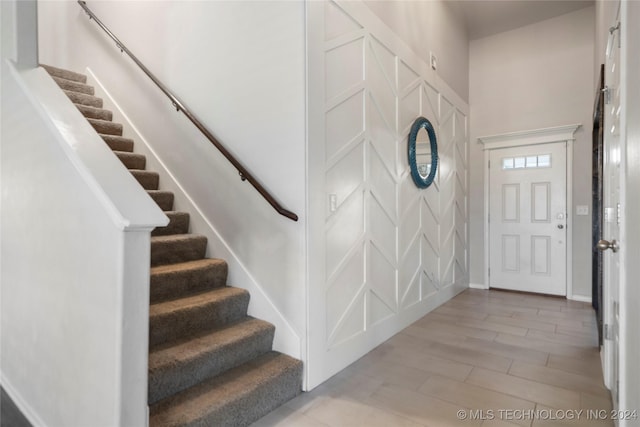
xmin=408 ymin=116 xmax=438 ymax=189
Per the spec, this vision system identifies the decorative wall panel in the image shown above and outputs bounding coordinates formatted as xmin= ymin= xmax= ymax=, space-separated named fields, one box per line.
xmin=308 ymin=0 xmax=469 ymax=388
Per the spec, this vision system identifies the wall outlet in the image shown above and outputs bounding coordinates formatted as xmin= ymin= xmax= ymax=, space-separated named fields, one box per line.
xmin=430 ymin=52 xmax=437 ymax=71
xmin=576 ymin=205 xmax=589 ymax=216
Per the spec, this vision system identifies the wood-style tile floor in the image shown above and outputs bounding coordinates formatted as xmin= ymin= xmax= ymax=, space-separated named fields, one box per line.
xmin=251 ymin=289 xmax=613 ymax=427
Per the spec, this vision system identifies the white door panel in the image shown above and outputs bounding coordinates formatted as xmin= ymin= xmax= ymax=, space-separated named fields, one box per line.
xmin=601 ymin=2 xmax=621 ymax=413
xmin=489 ymin=142 xmax=567 ymax=295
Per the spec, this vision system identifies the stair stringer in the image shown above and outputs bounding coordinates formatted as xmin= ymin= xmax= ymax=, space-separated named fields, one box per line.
xmin=84 ymin=67 xmax=303 ymax=364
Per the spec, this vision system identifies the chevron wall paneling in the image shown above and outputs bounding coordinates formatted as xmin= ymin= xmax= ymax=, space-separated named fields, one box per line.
xmin=308 ymin=0 xmax=469 ymax=387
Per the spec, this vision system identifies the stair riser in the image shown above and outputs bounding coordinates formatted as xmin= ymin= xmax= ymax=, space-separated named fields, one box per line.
xmin=152 ymin=213 xmax=190 ymax=237
xmin=149 ymin=292 xmax=250 ymax=348
xmin=89 ymin=119 xmax=123 ymax=136
xmin=150 ymin=237 xmax=207 ymax=267
xmin=228 ymin=363 xmax=302 ymax=427
xmin=147 ymin=191 xmax=174 ymax=211
xmin=152 ymin=359 xmax=302 ymax=427
xmin=131 ymin=171 xmax=159 ymax=190
xmin=209 ymin=367 xmax=301 ymax=427
xmin=102 ymin=135 xmax=134 ymax=152
xmin=53 ymin=77 xmax=94 ymax=95
xmin=75 ymin=104 xmax=113 ymax=121
xmin=64 ymin=90 xmax=102 ymax=108
xmin=116 ymin=152 xmax=146 ymax=170
xmin=150 ymin=262 xmax=227 ymax=303
xmin=148 ymin=325 xmax=275 ymax=404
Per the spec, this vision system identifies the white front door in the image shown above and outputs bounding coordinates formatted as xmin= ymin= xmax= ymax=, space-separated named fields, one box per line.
xmin=489 ymin=142 xmax=567 ymax=295
xmin=601 ymin=3 xmax=621 ymax=411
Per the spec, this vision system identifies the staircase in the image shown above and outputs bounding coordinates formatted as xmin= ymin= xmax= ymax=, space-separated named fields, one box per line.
xmin=42 ymin=65 xmax=302 ymax=427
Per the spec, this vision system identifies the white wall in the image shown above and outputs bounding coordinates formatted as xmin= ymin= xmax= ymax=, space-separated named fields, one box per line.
xmin=469 ymin=7 xmax=596 ymax=299
xmin=363 ymin=0 xmax=469 ymax=102
xmin=1 ymin=1 xmax=17 ymax=61
xmin=620 ymin=1 xmax=640 ymax=419
xmin=307 ymin=0 xmax=469 ymax=388
xmin=1 ymin=59 xmax=165 ymax=426
xmin=38 ymin=1 xmax=307 ymax=359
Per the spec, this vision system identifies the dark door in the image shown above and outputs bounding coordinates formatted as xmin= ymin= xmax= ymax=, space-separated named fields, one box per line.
xmin=592 ymin=64 xmax=604 ymax=345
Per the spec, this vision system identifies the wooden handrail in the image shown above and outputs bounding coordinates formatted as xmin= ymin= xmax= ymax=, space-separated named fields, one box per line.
xmin=78 ymin=1 xmax=298 ymax=221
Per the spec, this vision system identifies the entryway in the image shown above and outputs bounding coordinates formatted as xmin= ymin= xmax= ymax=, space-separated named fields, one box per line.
xmin=479 ymin=125 xmax=581 ymax=298
xmin=488 ymin=142 xmax=567 ymax=295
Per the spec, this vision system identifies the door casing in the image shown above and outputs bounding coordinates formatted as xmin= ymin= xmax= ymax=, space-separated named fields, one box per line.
xmin=488 ymin=142 xmax=567 ymax=295
xmin=478 ymin=124 xmax=581 ymax=298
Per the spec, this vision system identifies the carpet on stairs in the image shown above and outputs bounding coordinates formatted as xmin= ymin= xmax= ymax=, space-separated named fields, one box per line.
xmin=42 ymin=64 xmax=303 ymax=427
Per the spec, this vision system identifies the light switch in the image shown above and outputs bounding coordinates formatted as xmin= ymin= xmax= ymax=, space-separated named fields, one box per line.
xmin=576 ymin=205 xmax=589 ymax=216
xmin=430 ymin=52 xmax=437 ymax=70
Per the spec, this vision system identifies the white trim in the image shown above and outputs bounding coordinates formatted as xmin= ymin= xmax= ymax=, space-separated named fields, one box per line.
xmin=480 ymin=124 xmax=580 ymax=297
xmin=483 ymin=154 xmax=491 ymax=290
xmin=469 ymin=282 xmax=489 ymax=290
xmin=566 ymin=138 xmax=575 ymax=300
xmin=568 ymin=294 xmax=593 ymax=303
xmin=15 ymin=64 xmax=167 ymax=232
xmin=478 ymin=124 xmax=581 ymax=150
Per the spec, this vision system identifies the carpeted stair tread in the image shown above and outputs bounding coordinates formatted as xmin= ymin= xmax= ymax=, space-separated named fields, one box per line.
xmin=52 ymin=76 xmax=94 ymax=95
xmin=63 ymin=90 xmax=102 ymax=108
xmin=101 ymin=134 xmax=134 ymax=152
xmin=151 ymin=258 xmax=228 ymax=303
xmin=149 ymin=287 xmax=250 ymax=348
xmin=131 ymin=170 xmax=159 ymax=190
xmin=43 ymin=65 xmax=303 ymax=425
xmin=148 ymin=317 xmax=275 ymax=405
xmin=152 ymin=211 xmax=190 ymax=237
xmin=149 ymin=351 xmax=303 ymax=427
xmin=41 ymin=64 xmax=87 ymax=83
xmin=87 ymin=118 xmax=123 ymax=136
xmin=147 ymin=190 xmax=175 ymax=211
xmin=115 ymin=151 xmax=146 ymax=170
xmin=151 ymin=234 xmax=208 ymax=267
xmin=75 ymin=103 xmax=113 ymax=121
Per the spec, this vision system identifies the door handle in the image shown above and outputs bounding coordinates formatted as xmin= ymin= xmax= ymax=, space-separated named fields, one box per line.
xmin=597 ymin=239 xmax=619 ymax=253
xmin=557 ymin=224 xmax=564 ymax=229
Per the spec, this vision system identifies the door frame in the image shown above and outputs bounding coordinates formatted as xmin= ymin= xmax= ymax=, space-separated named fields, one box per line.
xmin=620 ymin=0 xmax=639 ymax=415
xmin=477 ymin=124 xmax=581 ymax=298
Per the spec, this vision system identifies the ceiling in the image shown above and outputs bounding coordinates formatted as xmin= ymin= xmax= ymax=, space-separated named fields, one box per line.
xmin=450 ymin=0 xmax=594 ymax=40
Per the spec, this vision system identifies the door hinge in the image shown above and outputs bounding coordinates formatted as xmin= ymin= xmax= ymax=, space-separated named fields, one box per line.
xmin=604 ymin=324 xmax=611 ymax=340
xmin=602 ymin=86 xmax=612 ymax=105
xmin=488 ymin=267 xmax=491 ymax=278
xmin=610 ymin=22 xmax=621 ymax=48
xmin=488 ymin=159 xmax=491 ymax=169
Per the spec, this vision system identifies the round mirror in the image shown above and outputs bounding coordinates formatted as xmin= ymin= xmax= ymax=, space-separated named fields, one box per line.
xmin=408 ymin=116 xmax=438 ymax=188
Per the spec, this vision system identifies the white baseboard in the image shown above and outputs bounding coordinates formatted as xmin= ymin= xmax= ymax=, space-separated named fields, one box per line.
xmin=568 ymin=294 xmax=592 ymax=303
xmin=469 ymin=282 xmax=489 ymax=290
